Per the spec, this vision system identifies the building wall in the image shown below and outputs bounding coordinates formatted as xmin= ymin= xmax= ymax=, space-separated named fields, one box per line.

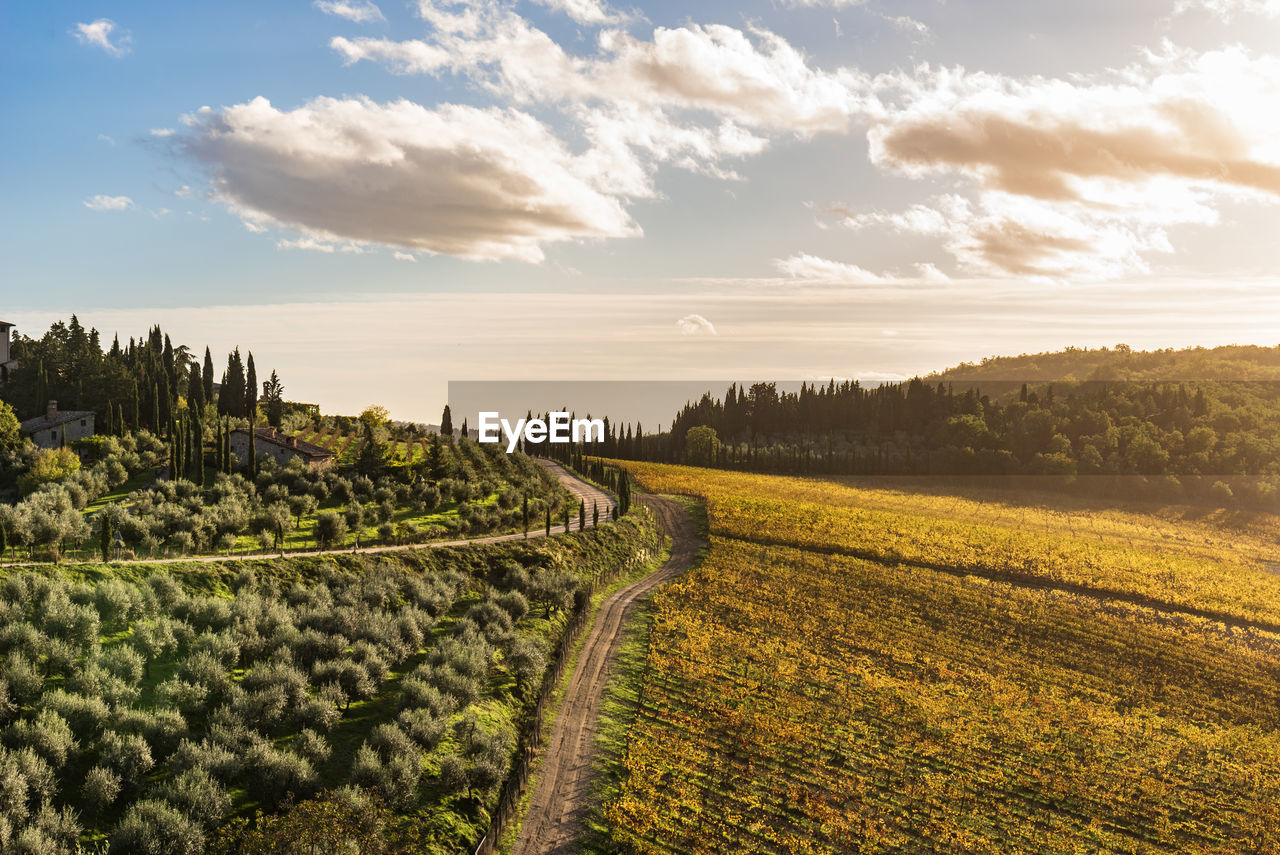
xmin=27 ymin=415 xmax=95 ymax=449
xmin=230 ymin=432 xmax=332 ymax=470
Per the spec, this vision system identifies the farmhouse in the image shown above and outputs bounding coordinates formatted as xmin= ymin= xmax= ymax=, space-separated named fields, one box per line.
xmin=0 ymin=320 xmax=17 ymax=382
xmin=230 ymin=427 xmax=335 ymax=471
xmin=21 ymin=401 xmax=96 ymax=449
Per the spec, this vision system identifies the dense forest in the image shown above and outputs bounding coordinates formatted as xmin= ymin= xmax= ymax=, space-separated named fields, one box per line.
xmin=591 ymin=344 xmax=1280 ymax=505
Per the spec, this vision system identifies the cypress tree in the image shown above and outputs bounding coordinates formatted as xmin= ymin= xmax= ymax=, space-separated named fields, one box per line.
xmin=460 ymin=418 xmax=468 ymax=441
xmin=579 ymin=500 xmax=585 ymax=531
xmin=248 ymin=421 xmax=258 ymax=477
xmin=563 ymin=507 xmax=570 ymax=534
xmin=131 ymin=382 xmax=140 ymax=432
xmin=440 ymin=405 xmax=454 ymax=438
xmin=99 ymin=514 xmax=112 ymax=563
xmin=34 ymin=360 xmax=46 ymax=409
xmin=152 ymin=382 xmax=161 ymax=435
xmin=203 ymin=347 xmax=215 ymax=404
xmin=188 ymin=364 xmax=204 ymax=415
xmin=593 ymin=502 xmax=599 ymax=527
xmin=222 ymin=349 xmax=245 ymax=417
xmin=522 ymin=494 xmax=529 ymax=538
xmin=545 ymin=508 xmax=551 ymax=536
xmin=245 ymin=352 xmax=258 ymax=423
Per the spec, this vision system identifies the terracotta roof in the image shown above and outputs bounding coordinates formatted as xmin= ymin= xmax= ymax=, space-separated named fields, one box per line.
xmin=21 ymin=411 xmax=94 ymax=432
xmin=233 ymin=427 xmax=335 ymax=459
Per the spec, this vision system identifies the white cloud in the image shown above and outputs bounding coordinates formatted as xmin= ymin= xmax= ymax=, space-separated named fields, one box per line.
xmin=883 ymin=15 xmax=929 ymax=36
xmin=392 ymin=251 xmax=418 ymax=261
xmin=334 ymin=11 xmax=869 ymax=134
xmin=774 ymin=252 xmax=890 ymax=284
xmin=327 ymin=8 xmax=867 ymax=226
xmin=180 ymin=95 xmax=638 ymax=262
xmin=783 ymin=0 xmax=869 ymax=7
xmin=149 ymin=128 xmax=175 ymax=137
xmin=530 ymin=0 xmax=627 ymax=25
xmin=175 ymin=185 xmax=194 ymax=198
xmin=72 ymin=19 xmax=132 ymax=57
xmin=315 ymin=0 xmax=386 ymax=23
xmin=83 ymin=194 xmax=134 ymax=211
xmin=676 ymin=314 xmax=717 ymax=335
xmin=848 ymin=46 xmax=1280 ymax=280
xmin=1176 ymin=0 xmax=1280 ymax=18
xmin=277 ymin=237 xmax=336 ymax=253
xmin=97 ymin=134 xmax=116 ymax=145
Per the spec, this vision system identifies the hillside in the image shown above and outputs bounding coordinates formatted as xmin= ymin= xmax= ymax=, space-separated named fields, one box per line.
xmin=934 ymin=343 xmax=1280 ymax=382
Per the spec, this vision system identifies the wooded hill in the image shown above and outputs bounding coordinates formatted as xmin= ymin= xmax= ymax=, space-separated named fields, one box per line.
xmin=600 ymin=344 xmax=1280 ymax=505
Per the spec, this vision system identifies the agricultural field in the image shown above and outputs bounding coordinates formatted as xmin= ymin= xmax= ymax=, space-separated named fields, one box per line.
xmin=0 ymin=438 xmax=569 ymax=564
xmin=0 ymin=510 xmax=661 ymax=855
xmin=605 ymin=462 xmax=1280 ymax=853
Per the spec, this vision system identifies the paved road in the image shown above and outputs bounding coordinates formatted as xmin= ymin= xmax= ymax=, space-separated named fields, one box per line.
xmin=7 ymin=460 xmax=614 ymax=568
xmin=511 ymin=494 xmax=702 ymax=855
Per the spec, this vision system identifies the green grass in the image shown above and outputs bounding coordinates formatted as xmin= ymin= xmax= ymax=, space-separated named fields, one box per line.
xmin=84 ymin=467 xmax=160 ymax=514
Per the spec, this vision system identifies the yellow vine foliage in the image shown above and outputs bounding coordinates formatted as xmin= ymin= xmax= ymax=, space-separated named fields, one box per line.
xmin=606 ymin=462 xmax=1280 ymax=854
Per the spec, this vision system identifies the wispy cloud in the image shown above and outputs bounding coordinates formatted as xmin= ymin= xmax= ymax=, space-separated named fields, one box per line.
xmin=83 ymin=194 xmax=134 ymax=212
xmin=676 ymin=314 xmax=718 ymax=336
xmin=72 ymin=19 xmax=132 ymax=57
xmin=529 ymin=0 xmax=630 ymax=25
xmin=276 ymin=236 xmax=336 ymax=253
xmin=314 ymin=0 xmax=385 ymax=23
xmin=1176 ymin=0 xmax=1280 ymax=18
xmin=774 ymin=253 xmax=890 ymax=284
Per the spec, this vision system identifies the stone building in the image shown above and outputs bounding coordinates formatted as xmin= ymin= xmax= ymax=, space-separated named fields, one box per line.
xmin=0 ymin=320 xmax=17 ymax=383
xmin=230 ymin=427 xmax=335 ymax=471
xmin=21 ymin=401 xmax=96 ymax=449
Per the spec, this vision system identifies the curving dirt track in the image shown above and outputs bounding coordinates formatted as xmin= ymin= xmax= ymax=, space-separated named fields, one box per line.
xmin=511 ymin=494 xmax=703 ymax=855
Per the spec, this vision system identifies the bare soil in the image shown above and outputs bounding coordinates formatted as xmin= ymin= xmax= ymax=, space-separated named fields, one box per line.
xmin=511 ymin=494 xmax=702 ymax=855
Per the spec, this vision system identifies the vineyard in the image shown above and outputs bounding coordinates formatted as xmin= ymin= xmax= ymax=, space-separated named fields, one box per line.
xmin=605 ymin=462 xmax=1280 ymax=853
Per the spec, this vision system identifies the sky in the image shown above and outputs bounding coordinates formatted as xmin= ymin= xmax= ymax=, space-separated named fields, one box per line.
xmin=4 ymin=0 xmax=1280 ymax=421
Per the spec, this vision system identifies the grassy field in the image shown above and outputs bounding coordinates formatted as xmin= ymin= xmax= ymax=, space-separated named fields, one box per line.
xmin=603 ymin=462 xmax=1280 ymax=854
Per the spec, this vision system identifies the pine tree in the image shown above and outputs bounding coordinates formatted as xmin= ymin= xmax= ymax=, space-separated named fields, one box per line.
xmin=263 ymin=370 xmax=285 ymax=428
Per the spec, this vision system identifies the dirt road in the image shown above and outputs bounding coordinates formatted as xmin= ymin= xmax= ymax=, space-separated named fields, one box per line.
xmin=511 ymin=494 xmax=702 ymax=855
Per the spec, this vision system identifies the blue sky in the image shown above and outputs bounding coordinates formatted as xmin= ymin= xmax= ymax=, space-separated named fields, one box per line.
xmin=4 ymin=0 xmax=1280 ymax=419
